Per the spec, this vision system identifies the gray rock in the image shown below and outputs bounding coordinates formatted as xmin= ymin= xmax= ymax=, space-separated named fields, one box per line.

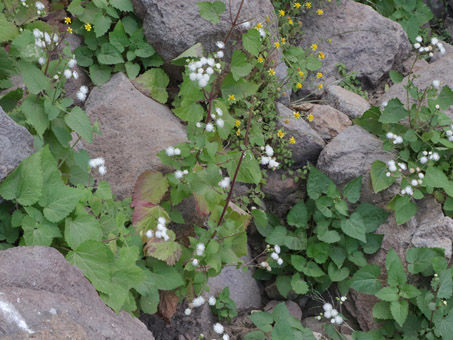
xmin=308 ymin=104 xmax=352 ymax=141
xmin=132 ymin=0 xmax=276 ymax=63
xmin=380 ymin=52 xmax=453 ymax=119
xmin=323 ymin=85 xmax=371 ymax=119
xmin=0 ymin=246 xmax=154 ymax=339
xmin=0 ymin=107 xmax=34 ymax=182
xmin=84 ymin=73 xmax=187 ymax=199
xmin=430 ymin=41 xmax=453 ymax=63
xmin=317 ymin=125 xmax=392 ymax=185
xmin=276 ymin=103 xmax=325 ymax=167
xmin=207 ymin=250 xmax=262 ymax=311
xmin=296 ymin=0 xmax=411 ymax=94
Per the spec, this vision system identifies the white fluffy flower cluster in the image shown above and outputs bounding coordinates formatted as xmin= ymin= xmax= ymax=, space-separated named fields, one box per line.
xmin=260 ymin=261 xmax=272 ymax=271
xmin=321 ymin=303 xmax=343 ymax=325
xmin=420 ymin=150 xmax=440 ymax=164
xmin=20 ymin=0 xmax=29 ymax=7
xmin=35 ymin=1 xmax=45 ymax=15
xmin=445 ymin=126 xmax=453 ymax=142
xmin=175 ymin=169 xmax=189 ymax=179
xmin=213 ymin=322 xmax=225 ymax=335
xmin=386 ymin=132 xmax=403 ymax=144
xmin=336 ymin=296 xmax=347 ymax=305
xmin=165 ymin=146 xmax=181 ymax=157
xmin=260 ymin=145 xmax=279 ymax=169
xmin=188 ymin=54 xmax=221 ymax=88
xmin=155 ymin=217 xmax=170 ymax=241
xmin=413 ymin=36 xmax=446 ymax=57
xmin=270 ymin=244 xmax=283 ymax=265
xmin=196 ymin=243 xmax=205 ymax=256
xmin=33 ymin=29 xmax=58 ymax=50
xmin=76 ymin=86 xmax=89 ymax=102
xmin=218 ymin=177 xmax=230 ymax=189
xmin=433 ymin=79 xmax=441 ymax=89
xmin=88 ymin=157 xmax=107 ymax=176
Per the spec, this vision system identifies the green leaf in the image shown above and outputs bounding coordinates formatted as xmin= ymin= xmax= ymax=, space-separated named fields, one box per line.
xmin=66 ymin=240 xmax=113 ymax=294
xmin=307 ymin=241 xmax=330 ymax=264
xmin=40 ymin=184 xmax=83 ymax=223
xmin=386 ymin=248 xmax=407 ymax=287
xmin=225 ymin=151 xmax=262 ymax=185
xmin=133 ymin=68 xmax=169 ymax=104
xmin=376 ymin=286 xmax=399 ymax=302
xmin=109 ymin=20 xmax=129 ymax=52
xmin=111 ymin=246 xmax=144 ymax=289
xmin=0 ymin=88 xmax=22 ymax=112
xmin=438 ymin=269 xmax=453 ymax=299
xmin=372 ymin=301 xmax=392 ymax=320
xmin=343 ymin=176 xmax=362 ymax=203
xmin=370 ymin=160 xmax=395 ymax=193
xmin=306 ymin=55 xmax=321 ymax=70
xmin=125 ymin=62 xmax=140 ymax=79
xmin=151 ymin=261 xmax=184 ymax=290
xmin=301 ymin=261 xmax=325 ymax=278
xmin=89 ymin=64 xmax=111 ymax=85
xmin=438 ymin=85 xmax=453 ymax=110
xmin=356 ymin=203 xmax=389 ymax=233
xmin=110 ymin=0 xmax=133 ymax=11
xmin=132 ymin=171 xmax=168 ymax=205
xmin=252 ymin=209 xmax=268 ymax=229
xmin=340 ymin=212 xmax=366 ymax=242
xmin=390 ymin=195 xmax=417 ymax=225
xmin=291 ymin=273 xmax=309 ymax=294
xmin=0 ymin=152 xmax=42 ymax=206
xmin=354 ymin=106 xmax=383 ymax=136
xmin=197 ymin=1 xmax=226 ymax=24
xmin=21 ymin=207 xmax=61 ymax=246
xmin=97 ymin=43 xmax=123 ymax=64
xmin=173 ymin=102 xmax=204 ymax=122
xmin=94 ymin=14 xmax=112 ymax=37
xmin=350 ymin=264 xmax=382 ymax=294
xmin=434 ymin=309 xmax=453 ymax=339
xmin=249 ymin=312 xmax=273 ymax=333
xmin=307 ymin=166 xmax=333 ymax=199
xmin=64 ymin=106 xmax=93 ymax=143
xmin=65 ymin=213 xmax=102 ymax=250
xmin=0 ymin=13 xmax=19 ymax=43
xmin=231 ymin=50 xmax=253 ymax=81
xmin=390 ymin=299 xmax=408 ymax=327
xmin=18 ymin=61 xmax=50 ymax=95
xmin=144 ymin=238 xmax=182 ymax=265
xmin=244 ymin=331 xmax=266 ymax=340
xmin=379 ymin=98 xmax=408 ymax=123
xmin=407 ymin=247 xmax=444 ymax=275
xmin=276 ymin=275 xmax=292 ymax=298
xmin=424 ymin=167 xmax=453 ymax=196
xmin=20 ymin=95 xmax=48 ymax=137
xmin=287 ymin=201 xmax=308 ymax=228
xmin=328 ymin=262 xmax=350 ymax=282
xmin=399 ymin=283 xmax=420 ymax=299
xmin=389 ymin=70 xmax=404 ymax=84
xmin=242 ymin=29 xmax=261 ymax=56
xmin=135 ymin=44 xmax=155 ymax=58
xmin=221 ymin=74 xmax=259 ymax=99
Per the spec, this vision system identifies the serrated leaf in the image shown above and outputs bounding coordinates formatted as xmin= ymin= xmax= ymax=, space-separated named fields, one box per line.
xmin=340 ymin=212 xmax=366 ymax=242
xmin=328 ymin=262 xmax=350 ymax=282
xmin=133 ymin=68 xmax=169 ymax=104
xmin=244 ymin=331 xmax=266 ymax=340
xmin=221 ymin=73 xmax=259 ymax=99
xmin=94 ymin=14 xmax=112 ymax=37
xmin=144 ymin=238 xmax=182 ymax=265
xmin=390 ymin=299 xmax=408 ymax=327
xmin=151 ymin=261 xmax=184 ymax=290
xmin=434 ymin=309 xmax=453 ymax=339
xmin=64 ymin=106 xmax=93 ymax=143
xmin=424 ymin=166 xmax=453 ymax=196
xmin=89 ymin=64 xmax=111 ymax=85
xmin=197 ymin=1 xmax=226 ymax=24
xmin=287 ymin=201 xmax=308 ymax=228
xmin=389 ymin=70 xmax=404 ymax=84
xmin=291 ymin=273 xmax=309 ymax=294
xmin=173 ymin=102 xmax=204 ymax=122
xmin=18 ymin=60 xmax=50 ymax=95
xmin=242 ymin=29 xmax=261 ymax=56
xmin=66 ymin=240 xmax=113 ymax=294
xmin=356 ymin=203 xmax=389 ymax=232
xmin=21 ymin=95 xmax=48 ymax=137
xmin=276 ymin=275 xmax=292 ymax=298
xmin=307 ymin=166 xmax=333 ymax=199
xmin=98 ymin=43 xmax=123 ymax=64
xmin=132 ymin=171 xmax=168 ymax=206
xmin=0 ymin=13 xmax=19 ymax=43
xmin=0 ymin=152 xmax=43 ymax=206
xmin=65 ymin=213 xmax=102 ymax=250
xmin=225 ymin=151 xmax=262 ymax=185
xmin=125 ymin=62 xmax=140 ymax=79
xmin=40 ymin=184 xmax=83 ymax=223
xmin=350 ymin=264 xmax=382 ymax=294
xmin=379 ymin=98 xmax=408 ymax=123
xmin=376 ymin=286 xmax=399 ymax=302
xmin=110 ymin=0 xmax=133 ymax=11
xmin=370 ymin=160 xmax=396 ymax=193
xmin=372 ymin=301 xmax=392 ymax=319
xmin=438 ymin=269 xmax=453 ymax=299
xmin=343 ymin=176 xmax=362 ymax=203
xmin=22 ymin=207 xmax=61 ymax=246
xmin=249 ymin=312 xmax=273 ymax=333
xmin=231 ymin=50 xmax=253 ymax=81
xmin=438 ymin=85 xmax=453 ymax=110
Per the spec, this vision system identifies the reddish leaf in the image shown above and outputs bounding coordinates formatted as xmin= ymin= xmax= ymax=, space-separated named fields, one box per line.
xmin=194 ymin=193 xmax=210 ymax=216
xmin=144 ymin=235 xmax=182 ymax=265
xmin=132 ymin=171 xmax=168 ymax=206
xmin=132 ymin=205 xmax=170 ymax=231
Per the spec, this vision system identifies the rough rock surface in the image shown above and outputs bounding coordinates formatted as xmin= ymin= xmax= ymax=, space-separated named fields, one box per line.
xmin=0 ymin=107 xmax=34 ymax=182
xmin=0 ymin=246 xmax=154 ymax=339
xmin=308 ymin=104 xmax=352 ymax=140
xmin=379 ymin=52 xmax=453 ymax=119
xmin=276 ymin=103 xmax=325 ymax=166
xmin=323 ymin=85 xmax=371 ymax=119
xmin=297 ymin=0 xmax=411 ymax=93
xmin=84 ymin=72 xmax=187 ymax=199
xmin=132 ymin=0 xmax=276 ymax=62
xmin=317 ymin=125 xmax=392 ymax=185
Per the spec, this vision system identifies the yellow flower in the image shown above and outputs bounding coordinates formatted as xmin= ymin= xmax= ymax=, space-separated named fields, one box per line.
xmin=317 ymin=9 xmax=324 ymax=15
xmin=257 ymin=56 xmax=264 ymax=63
xmin=305 ymin=2 xmax=312 ymax=8
xmin=288 ymin=19 xmax=293 ymax=25
xmin=256 ymin=23 xmax=263 ymax=29
xmin=266 ymin=16 xmax=270 ymax=23
xmin=318 ymin=84 xmax=323 ymax=90
xmin=281 ymin=37 xmax=286 ymax=44
xmin=67 ymin=27 xmax=73 ymax=34
xmin=318 ymin=51 xmax=325 ymax=59
xmin=308 ymin=114 xmax=314 ymax=122
xmin=316 ymin=72 xmax=323 ymax=79
xmin=296 ymin=82 xmax=303 ymax=89
xmin=298 ymin=71 xmax=304 ymax=77
xmin=293 ymin=111 xmax=301 ymax=119
xmin=64 ymin=17 xmax=71 ymax=24
xmin=290 ymin=137 xmax=296 ymax=144
xmin=311 ymin=43 xmax=318 ymax=51
xmin=295 ymin=2 xmax=301 ymax=8
xmin=298 ymin=21 xmax=303 ymax=26
xmin=229 ymin=94 xmax=236 ymax=101
xmin=235 ymin=120 xmax=241 ymax=127
xmin=279 ymin=10 xmax=285 ymax=17
xmin=277 ymin=130 xmax=285 ymax=138
xmin=84 ymin=23 xmax=92 ymax=31
xmin=268 ymin=68 xmax=276 ymax=76
xmin=236 ymin=129 xmax=241 ymax=136
xmin=274 ymin=42 xmax=280 ymax=49
xmin=328 ymin=39 xmax=332 ymax=44
xmin=285 ymin=119 xmax=289 ymax=124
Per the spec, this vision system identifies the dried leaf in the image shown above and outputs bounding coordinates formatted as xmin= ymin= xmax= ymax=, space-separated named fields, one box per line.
xmin=158 ymin=290 xmax=179 ymax=322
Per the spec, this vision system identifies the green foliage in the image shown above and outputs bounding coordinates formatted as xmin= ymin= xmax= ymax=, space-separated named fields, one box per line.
xmin=336 ymin=63 xmax=368 ymax=100
xmin=253 ymin=166 xmax=388 ymax=297
xmin=197 ymin=1 xmax=226 ymax=25
xmin=210 ymin=287 xmax=238 ymax=321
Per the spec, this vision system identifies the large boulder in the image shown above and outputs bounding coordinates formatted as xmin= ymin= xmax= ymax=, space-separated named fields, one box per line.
xmin=323 ymin=85 xmax=371 ymax=119
xmin=0 ymin=107 xmax=34 ymax=182
xmin=276 ymin=103 xmax=325 ymax=167
xmin=132 ymin=0 xmax=276 ymax=63
xmin=0 ymin=246 xmax=154 ymax=339
xmin=307 ymin=104 xmax=352 ymax=141
xmin=296 ymin=0 xmax=411 ymax=94
xmin=84 ymin=72 xmax=187 ymax=199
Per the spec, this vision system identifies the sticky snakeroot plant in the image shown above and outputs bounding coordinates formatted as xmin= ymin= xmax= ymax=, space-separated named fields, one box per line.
xmin=356 ymin=36 xmax=453 ymax=224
